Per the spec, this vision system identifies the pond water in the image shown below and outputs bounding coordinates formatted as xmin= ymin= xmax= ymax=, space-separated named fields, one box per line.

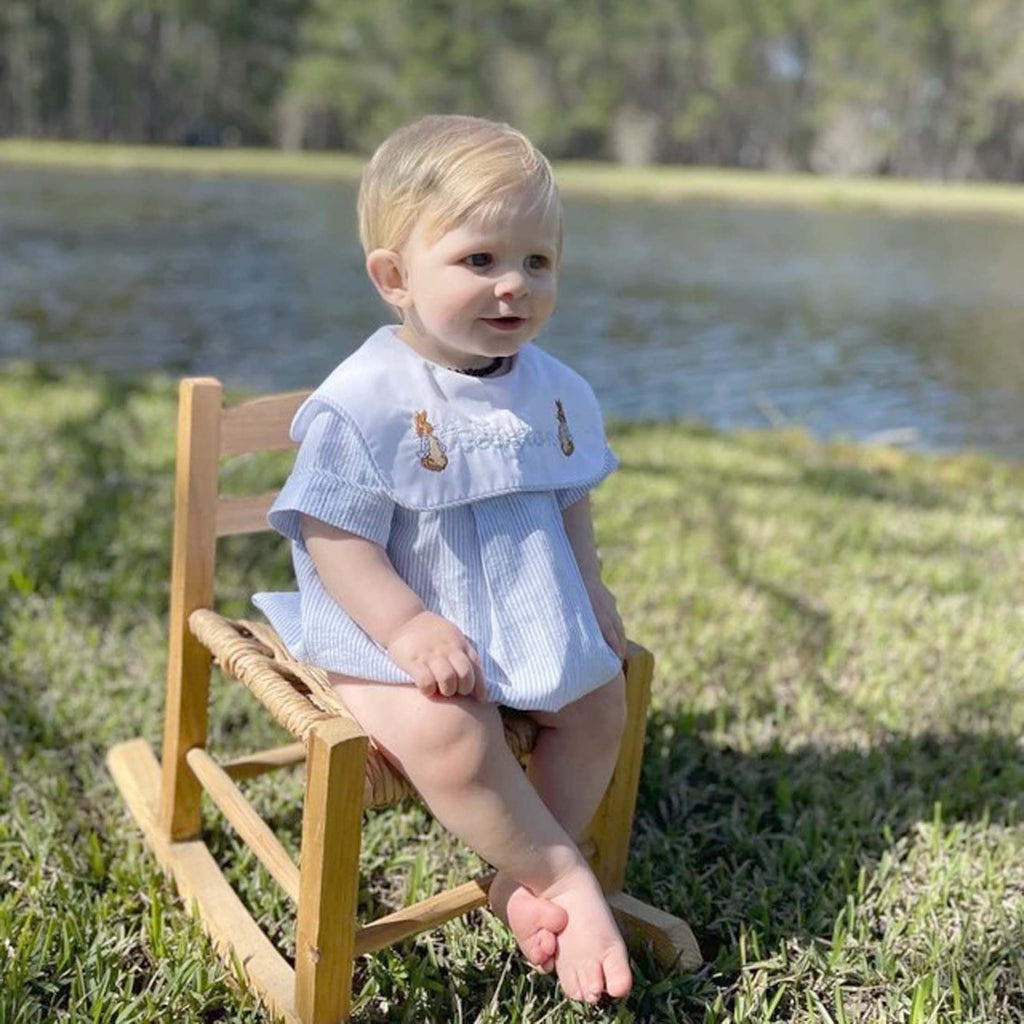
xmin=3 ymin=166 xmax=1024 ymax=460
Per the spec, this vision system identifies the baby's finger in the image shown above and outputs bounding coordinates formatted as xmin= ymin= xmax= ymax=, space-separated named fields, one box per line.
xmin=430 ymin=656 xmax=459 ymax=697
xmin=449 ymin=650 xmax=476 ymax=695
xmin=472 ymin=671 xmax=488 ymax=701
xmin=411 ymin=666 xmax=438 ymax=697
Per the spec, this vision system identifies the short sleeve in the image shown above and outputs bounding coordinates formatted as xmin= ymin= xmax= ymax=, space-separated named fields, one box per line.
xmin=555 ymin=442 xmax=619 ymax=509
xmin=267 ymin=411 xmax=395 ymax=546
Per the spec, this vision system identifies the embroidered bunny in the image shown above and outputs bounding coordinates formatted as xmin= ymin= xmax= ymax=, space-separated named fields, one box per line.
xmin=555 ymin=399 xmax=575 ymax=456
xmin=414 ymin=410 xmax=449 ymax=471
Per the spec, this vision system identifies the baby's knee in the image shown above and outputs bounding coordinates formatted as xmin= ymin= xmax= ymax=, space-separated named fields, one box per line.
xmin=400 ymin=698 xmax=498 ymax=788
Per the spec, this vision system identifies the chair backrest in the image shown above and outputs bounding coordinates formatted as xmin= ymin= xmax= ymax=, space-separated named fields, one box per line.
xmin=214 ymin=384 xmax=311 ymax=537
xmin=162 ymin=377 xmax=310 ymax=835
xmin=168 ymin=373 xmax=312 ymax=632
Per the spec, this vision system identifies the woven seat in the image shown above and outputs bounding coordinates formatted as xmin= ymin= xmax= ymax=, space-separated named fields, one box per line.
xmin=107 ymin=377 xmax=701 ymax=1023
xmin=188 ymin=609 xmax=539 ymax=810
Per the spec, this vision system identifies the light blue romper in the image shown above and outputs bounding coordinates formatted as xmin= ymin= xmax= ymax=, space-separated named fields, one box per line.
xmin=253 ymin=334 xmax=622 ymax=713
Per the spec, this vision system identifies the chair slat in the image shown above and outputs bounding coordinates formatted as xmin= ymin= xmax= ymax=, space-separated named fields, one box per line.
xmin=221 ymin=741 xmax=307 ymax=780
xmin=354 ymin=877 xmax=491 ymax=956
xmin=216 ymin=492 xmax=279 ymax=537
xmin=186 ymin=746 xmax=301 ymax=902
xmin=220 ymin=391 xmax=309 ymax=457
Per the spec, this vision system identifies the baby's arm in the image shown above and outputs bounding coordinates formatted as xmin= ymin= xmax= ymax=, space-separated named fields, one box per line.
xmin=301 ymin=515 xmax=485 ymax=699
xmin=561 ymin=496 xmax=627 ymax=657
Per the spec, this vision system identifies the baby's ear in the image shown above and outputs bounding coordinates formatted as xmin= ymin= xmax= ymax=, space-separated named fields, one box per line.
xmin=366 ymin=249 xmax=411 ymax=309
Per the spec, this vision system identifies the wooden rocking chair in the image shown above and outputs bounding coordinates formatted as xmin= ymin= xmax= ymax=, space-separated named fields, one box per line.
xmin=107 ymin=377 xmax=701 ymax=1023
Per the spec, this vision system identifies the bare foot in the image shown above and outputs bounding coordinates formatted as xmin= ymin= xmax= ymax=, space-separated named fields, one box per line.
xmin=540 ymin=864 xmax=632 ymax=1003
xmin=489 ymin=870 xmax=569 ymax=973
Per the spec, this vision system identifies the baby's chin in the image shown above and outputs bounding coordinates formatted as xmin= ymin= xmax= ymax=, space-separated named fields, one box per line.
xmin=475 ymin=318 xmax=541 ymax=351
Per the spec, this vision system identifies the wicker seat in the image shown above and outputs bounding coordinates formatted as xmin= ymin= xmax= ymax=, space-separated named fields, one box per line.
xmin=107 ymin=377 xmax=701 ymax=1023
xmin=188 ymin=609 xmax=540 ymax=810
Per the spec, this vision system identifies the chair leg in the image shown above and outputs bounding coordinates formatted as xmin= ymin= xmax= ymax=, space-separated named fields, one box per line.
xmin=585 ymin=643 xmax=654 ymax=893
xmin=608 ymin=891 xmax=703 ymax=973
xmin=294 ymin=718 xmax=369 ymax=1024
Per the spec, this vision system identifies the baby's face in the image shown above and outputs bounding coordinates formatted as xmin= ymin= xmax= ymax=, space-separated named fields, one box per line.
xmin=395 ymin=197 xmax=560 ymax=371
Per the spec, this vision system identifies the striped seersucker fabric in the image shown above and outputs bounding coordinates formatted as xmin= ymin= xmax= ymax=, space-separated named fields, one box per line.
xmin=253 ymin=410 xmax=622 ymax=712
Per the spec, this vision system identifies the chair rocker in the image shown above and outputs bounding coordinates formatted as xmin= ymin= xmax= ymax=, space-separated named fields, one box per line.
xmin=107 ymin=376 xmax=701 ymax=1023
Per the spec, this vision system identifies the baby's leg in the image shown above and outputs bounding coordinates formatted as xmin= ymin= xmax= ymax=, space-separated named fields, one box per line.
xmin=527 ymin=671 xmax=628 ymax=840
xmin=488 ymin=671 xmax=629 ymax=970
xmin=329 ymin=674 xmax=629 ymax=1002
xmin=491 ymin=672 xmax=632 ymax=1000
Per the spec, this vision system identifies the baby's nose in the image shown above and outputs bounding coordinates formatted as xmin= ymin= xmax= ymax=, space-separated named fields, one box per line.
xmin=495 ymin=270 xmax=528 ymax=300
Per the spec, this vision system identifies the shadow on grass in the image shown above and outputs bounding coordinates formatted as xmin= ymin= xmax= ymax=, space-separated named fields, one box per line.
xmin=211 ymin=717 xmax=1024 ymax=1022
xmin=636 ymin=708 xmax=1024 ymax=972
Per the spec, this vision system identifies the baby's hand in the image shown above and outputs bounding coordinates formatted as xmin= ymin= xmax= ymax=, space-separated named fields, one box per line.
xmin=587 ymin=581 xmax=627 ymax=659
xmin=386 ymin=610 xmax=487 ymax=699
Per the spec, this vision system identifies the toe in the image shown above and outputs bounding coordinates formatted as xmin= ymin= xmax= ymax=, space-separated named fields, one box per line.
xmin=523 ymin=932 xmax=548 ymax=966
xmin=603 ymin=949 xmax=633 ymax=999
xmin=524 ymin=927 xmax=561 ymax=967
xmin=557 ymin=964 xmax=584 ymax=1002
xmin=535 ymin=928 xmax=557 ymax=961
xmin=537 ymin=899 xmax=569 ymax=933
xmin=578 ymin=959 xmax=605 ymax=1003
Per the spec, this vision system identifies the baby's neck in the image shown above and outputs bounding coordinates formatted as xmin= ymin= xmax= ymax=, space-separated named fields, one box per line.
xmin=396 ymin=322 xmax=514 ymax=377
xmin=446 ymin=356 xmax=510 ymax=378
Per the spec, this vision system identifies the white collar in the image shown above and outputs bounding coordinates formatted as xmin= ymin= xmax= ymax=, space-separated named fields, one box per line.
xmin=293 ymin=326 xmax=614 ymax=509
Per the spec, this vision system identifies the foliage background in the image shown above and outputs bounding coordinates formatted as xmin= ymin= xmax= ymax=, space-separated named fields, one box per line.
xmin=4 ymin=0 xmax=1024 ymax=179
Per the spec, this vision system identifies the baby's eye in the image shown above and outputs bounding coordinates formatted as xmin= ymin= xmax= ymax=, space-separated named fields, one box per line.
xmin=526 ymin=254 xmax=551 ymax=271
xmin=463 ymin=253 xmax=492 ymax=268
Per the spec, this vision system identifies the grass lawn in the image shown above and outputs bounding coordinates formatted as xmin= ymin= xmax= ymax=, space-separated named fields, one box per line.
xmin=3 ymin=139 xmax=1024 ymax=221
xmin=2 ymin=364 xmax=1024 ymax=1022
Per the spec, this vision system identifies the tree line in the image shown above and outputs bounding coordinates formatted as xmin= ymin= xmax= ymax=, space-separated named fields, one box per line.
xmin=4 ymin=0 xmax=1024 ymax=180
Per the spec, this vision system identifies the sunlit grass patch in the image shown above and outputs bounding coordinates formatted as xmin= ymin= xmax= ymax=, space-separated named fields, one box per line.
xmin=3 ymin=366 xmax=1024 ymax=1021
xmin=3 ymin=139 xmax=1024 ymax=221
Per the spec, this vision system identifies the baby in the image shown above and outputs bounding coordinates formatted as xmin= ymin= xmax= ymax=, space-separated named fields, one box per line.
xmin=254 ymin=114 xmax=632 ymax=1003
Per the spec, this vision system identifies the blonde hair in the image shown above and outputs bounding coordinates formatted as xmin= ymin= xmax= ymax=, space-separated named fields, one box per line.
xmin=357 ymin=114 xmax=562 ymax=257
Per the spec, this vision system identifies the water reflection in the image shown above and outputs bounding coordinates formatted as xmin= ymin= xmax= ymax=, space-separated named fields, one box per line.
xmin=2 ymin=166 xmax=1023 ymax=459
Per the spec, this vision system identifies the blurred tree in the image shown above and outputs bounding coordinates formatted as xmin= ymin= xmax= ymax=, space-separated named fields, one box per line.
xmin=282 ymin=0 xmax=496 ymax=149
xmin=2 ymin=0 xmax=1023 ymax=180
xmin=4 ymin=0 xmax=44 ymax=136
xmin=0 ymin=0 xmax=307 ymax=145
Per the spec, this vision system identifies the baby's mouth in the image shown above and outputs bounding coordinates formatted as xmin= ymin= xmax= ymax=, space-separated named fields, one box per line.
xmin=482 ymin=316 xmax=527 ymax=331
